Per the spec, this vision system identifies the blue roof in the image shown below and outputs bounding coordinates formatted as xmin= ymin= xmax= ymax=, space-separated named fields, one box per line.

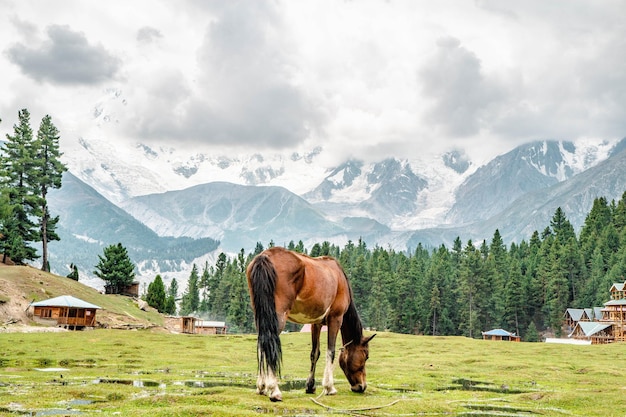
xmin=482 ymin=328 xmax=516 ymax=336
xmin=30 ymin=295 xmax=101 ymax=309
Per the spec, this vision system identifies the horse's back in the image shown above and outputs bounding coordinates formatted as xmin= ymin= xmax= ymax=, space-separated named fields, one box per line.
xmin=254 ymin=247 xmax=350 ymax=325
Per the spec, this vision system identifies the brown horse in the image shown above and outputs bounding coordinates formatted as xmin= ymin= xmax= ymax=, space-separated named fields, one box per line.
xmin=246 ymin=246 xmax=375 ymax=402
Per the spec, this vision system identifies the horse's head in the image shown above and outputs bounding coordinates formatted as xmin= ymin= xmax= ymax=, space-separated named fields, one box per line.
xmin=338 ymin=334 xmax=375 ymax=393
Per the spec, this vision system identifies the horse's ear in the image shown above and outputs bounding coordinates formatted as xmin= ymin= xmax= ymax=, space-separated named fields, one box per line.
xmin=364 ymin=334 xmax=376 ymax=344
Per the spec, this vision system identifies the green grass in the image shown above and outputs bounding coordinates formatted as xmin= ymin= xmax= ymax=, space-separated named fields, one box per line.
xmin=0 ymin=330 xmax=624 ymax=416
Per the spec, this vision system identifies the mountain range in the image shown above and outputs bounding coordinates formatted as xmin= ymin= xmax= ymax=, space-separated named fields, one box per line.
xmin=42 ymin=132 xmax=626 ymax=292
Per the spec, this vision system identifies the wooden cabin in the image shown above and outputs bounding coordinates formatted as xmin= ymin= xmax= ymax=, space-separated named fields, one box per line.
xmin=482 ymin=328 xmax=521 ymax=342
xmin=180 ymin=316 xmax=227 ymax=335
xmin=104 ymin=281 xmax=140 ymax=297
xmin=570 ymin=322 xmax=614 ymax=344
xmin=609 ymin=281 xmax=626 ymax=300
xmin=30 ymin=295 xmax=101 ymax=330
xmin=564 ymin=308 xmax=590 ymax=331
xmin=564 ymin=280 xmax=626 ymax=344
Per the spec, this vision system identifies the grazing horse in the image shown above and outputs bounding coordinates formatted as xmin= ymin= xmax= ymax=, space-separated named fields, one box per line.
xmin=246 ymin=246 xmax=375 ymax=402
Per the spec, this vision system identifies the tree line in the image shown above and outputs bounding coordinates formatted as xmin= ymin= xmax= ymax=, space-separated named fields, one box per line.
xmin=144 ymin=192 xmax=626 ymax=340
xmin=0 ymin=109 xmax=67 ymax=270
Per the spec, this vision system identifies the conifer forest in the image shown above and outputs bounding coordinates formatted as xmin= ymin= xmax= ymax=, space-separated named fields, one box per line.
xmin=166 ymin=193 xmax=626 ymax=340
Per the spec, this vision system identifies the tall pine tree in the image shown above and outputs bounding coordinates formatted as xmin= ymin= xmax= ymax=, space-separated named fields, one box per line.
xmin=180 ymin=264 xmax=200 ymax=316
xmin=33 ymin=115 xmax=66 ymax=271
xmin=0 ymin=109 xmax=39 ymax=263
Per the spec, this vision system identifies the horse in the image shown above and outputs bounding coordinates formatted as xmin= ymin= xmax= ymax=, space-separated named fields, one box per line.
xmin=246 ymin=246 xmax=375 ymax=402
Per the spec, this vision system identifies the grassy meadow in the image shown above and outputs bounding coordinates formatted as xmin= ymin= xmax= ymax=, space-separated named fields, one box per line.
xmin=0 ymin=329 xmax=624 ymax=416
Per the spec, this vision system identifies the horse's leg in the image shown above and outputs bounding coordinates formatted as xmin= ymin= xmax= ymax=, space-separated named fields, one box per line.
xmin=322 ymin=317 xmax=342 ymax=396
xmin=305 ymin=323 xmax=322 ymax=394
xmin=256 ymin=344 xmax=266 ymax=395
xmin=264 ymin=310 xmax=288 ymax=402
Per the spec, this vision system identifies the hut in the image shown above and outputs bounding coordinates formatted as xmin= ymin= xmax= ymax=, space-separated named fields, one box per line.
xmin=482 ymin=328 xmax=521 ymax=342
xmin=30 ymin=295 xmax=101 ymax=330
xmin=104 ymin=281 xmax=140 ymax=297
xmin=180 ymin=316 xmax=227 ymax=334
xmin=196 ymin=320 xmax=227 ymax=335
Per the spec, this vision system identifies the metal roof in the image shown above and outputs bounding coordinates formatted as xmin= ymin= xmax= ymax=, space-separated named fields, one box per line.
xmin=482 ymin=328 xmax=516 ymax=337
xmin=569 ymin=321 xmax=612 ymax=337
xmin=196 ymin=320 xmax=226 ymax=328
xmin=565 ymin=308 xmax=585 ymax=321
xmin=30 ymin=295 xmax=101 ymax=309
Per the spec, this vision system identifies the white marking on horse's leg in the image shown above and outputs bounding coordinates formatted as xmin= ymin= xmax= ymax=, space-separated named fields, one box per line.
xmin=322 ymin=349 xmax=337 ymax=396
xmin=256 ymin=346 xmax=266 ymax=395
xmin=256 ymin=373 xmax=266 ymax=395
xmin=265 ymin=369 xmax=283 ymax=402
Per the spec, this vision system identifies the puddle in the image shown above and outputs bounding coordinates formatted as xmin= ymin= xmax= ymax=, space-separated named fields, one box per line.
xmin=65 ymin=400 xmax=93 ymax=406
xmin=34 ymin=368 xmax=70 ymax=372
xmin=35 ymin=409 xmax=82 ymax=416
xmin=438 ymin=378 xmax=526 ymax=394
xmin=93 ymin=378 xmax=165 ymax=388
xmin=460 ymin=403 xmax=539 ymax=416
xmin=92 ymin=377 xmax=306 ymax=391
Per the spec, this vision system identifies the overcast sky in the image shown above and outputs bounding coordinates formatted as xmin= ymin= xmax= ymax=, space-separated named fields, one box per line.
xmin=1 ymin=0 xmax=625 ymax=164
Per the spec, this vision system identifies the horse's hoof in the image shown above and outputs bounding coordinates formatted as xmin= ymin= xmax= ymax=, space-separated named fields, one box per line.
xmin=270 ymin=394 xmax=283 ymax=402
xmin=324 ymin=387 xmax=337 ymax=396
xmin=305 ymin=387 xmax=316 ymax=394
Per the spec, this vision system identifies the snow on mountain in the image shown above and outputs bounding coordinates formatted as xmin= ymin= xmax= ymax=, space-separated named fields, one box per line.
xmin=58 ymin=89 xmax=621 ymax=245
xmin=446 ymin=139 xmax=617 ymax=226
xmin=304 ymin=151 xmax=475 ymax=230
xmin=60 ymin=89 xmax=329 ymax=203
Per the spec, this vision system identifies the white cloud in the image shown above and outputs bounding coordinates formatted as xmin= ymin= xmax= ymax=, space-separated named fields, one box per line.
xmin=0 ymin=0 xmax=624 ymax=164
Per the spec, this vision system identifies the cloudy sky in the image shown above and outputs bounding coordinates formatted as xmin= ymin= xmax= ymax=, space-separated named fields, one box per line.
xmin=1 ymin=0 xmax=625 ymax=164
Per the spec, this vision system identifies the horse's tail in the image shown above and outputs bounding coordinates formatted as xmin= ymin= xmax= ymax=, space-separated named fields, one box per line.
xmin=249 ymin=254 xmax=282 ymax=377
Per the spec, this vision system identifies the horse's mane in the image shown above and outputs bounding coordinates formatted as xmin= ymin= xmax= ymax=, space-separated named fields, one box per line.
xmin=340 ymin=271 xmax=364 ymax=345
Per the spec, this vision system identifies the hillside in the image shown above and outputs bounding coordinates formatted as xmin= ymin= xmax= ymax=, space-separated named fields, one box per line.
xmin=0 ymin=263 xmax=165 ymax=331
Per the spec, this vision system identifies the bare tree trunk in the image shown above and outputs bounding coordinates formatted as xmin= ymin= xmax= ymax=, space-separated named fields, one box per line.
xmin=41 ymin=203 xmax=48 ymax=272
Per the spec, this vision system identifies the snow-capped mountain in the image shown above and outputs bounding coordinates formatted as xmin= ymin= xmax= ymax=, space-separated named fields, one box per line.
xmin=43 ymin=88 xmax=626 ymax=293
xmin=61 ymin=89 xmax=620 ymax=238
xmin=46 ymin=135 xmax=626 ymax=294
xmin=446 ymin=139 xmax=616 ymax=225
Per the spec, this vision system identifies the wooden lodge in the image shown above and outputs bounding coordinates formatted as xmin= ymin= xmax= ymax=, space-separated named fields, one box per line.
xmin=481 ymin=328 xmax=521 ymax=342
xmin=566 ymin=279 xmax=626 ymax=344
xmin=30 ymin=295 xmax=101 ymax=330
xmin=180 ymin=316 xmax=227 ymax=335
xmin=104 ymin=281 xmax=140 ymax=297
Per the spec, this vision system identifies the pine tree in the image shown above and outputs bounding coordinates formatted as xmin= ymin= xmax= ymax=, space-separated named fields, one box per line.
xmin=504 ymin=258 xmax=525 ymax=335
xmin=207 ymin=253 xmax=227 ymax=317
xmin=525 ymin=321 xmax=540 ymax=342
xmin=0 ymin=190 xmax=13 ymax=262
xmin=66 ymin=263 xmax=79 ymax=281
xmin=147 ymin=274 xmax=167 ymax=313
xmin=226 ymin=249 xmax=254 ymax=332
xmin=198 ymin=262 xmax=211 ymax=314
xmin=180 ymin=264 xmax=200 ymax=316
xmin=458 ymin=240 xmax=483 ymax=338
xmin=94 ymin=243 xmax=136 ymax=294
xmin=33 ymin=115 xmax=67 ymax=272
xmin=0 ymin=109 xmax=39 ymax=263
xmin=164 ymin=278 xmax=178 ymax=315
